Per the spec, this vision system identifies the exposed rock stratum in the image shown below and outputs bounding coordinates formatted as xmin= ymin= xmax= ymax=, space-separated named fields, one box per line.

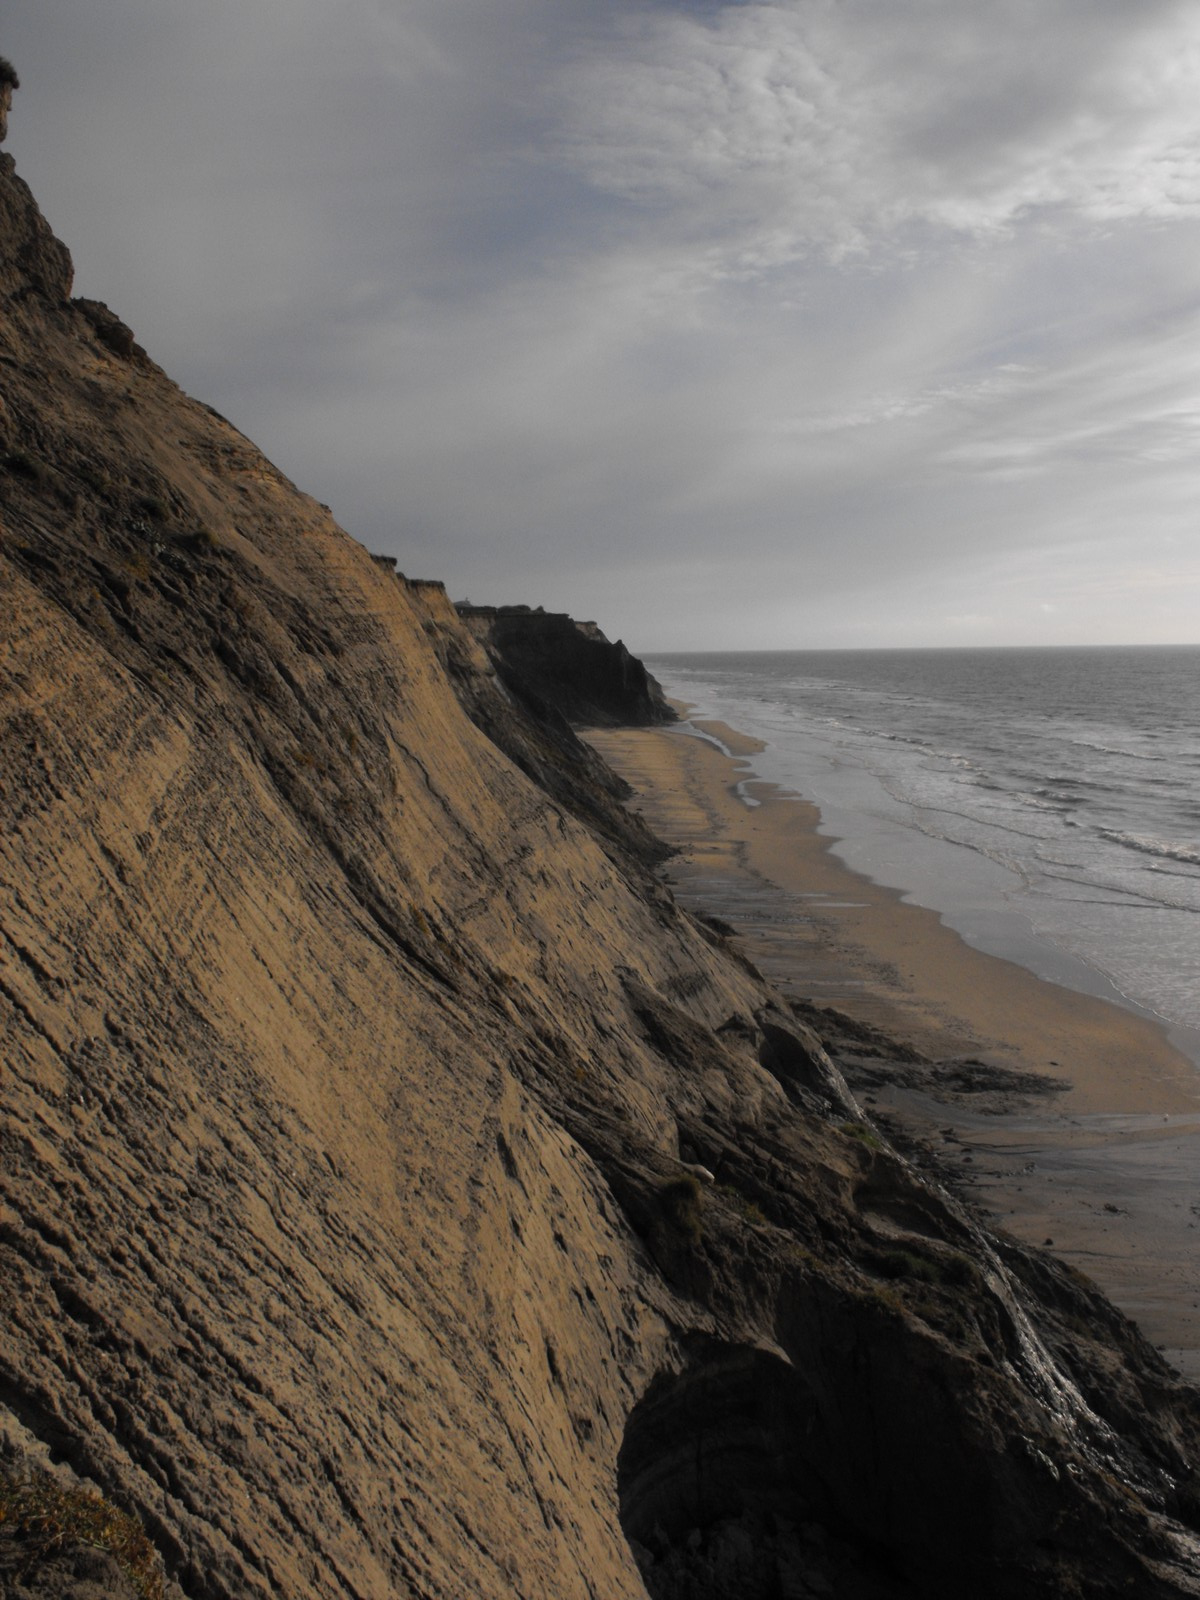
xmin=4 ymin=113 xmax=1200 ymax=1600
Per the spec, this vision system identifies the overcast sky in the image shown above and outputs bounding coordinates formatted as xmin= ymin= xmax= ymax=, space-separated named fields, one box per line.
xmin=7 ymin=1 xmax=1200 ymax=650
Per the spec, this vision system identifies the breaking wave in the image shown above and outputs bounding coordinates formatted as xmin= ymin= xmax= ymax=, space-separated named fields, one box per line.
xmin=1100 ymin=830 xmax=1200 ymax=868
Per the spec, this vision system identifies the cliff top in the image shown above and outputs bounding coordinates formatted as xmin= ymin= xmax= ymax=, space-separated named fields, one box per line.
xmin=458 ymin=601 xmax=676 ymax=728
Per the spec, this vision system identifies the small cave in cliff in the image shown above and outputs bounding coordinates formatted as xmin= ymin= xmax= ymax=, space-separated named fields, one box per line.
xmin=617 ymin=1344 xmax=917 ymax=1600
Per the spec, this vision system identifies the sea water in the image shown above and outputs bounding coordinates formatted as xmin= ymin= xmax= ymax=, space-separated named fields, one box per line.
xmin=645 ymin=647 xmax=1200 ymax=1065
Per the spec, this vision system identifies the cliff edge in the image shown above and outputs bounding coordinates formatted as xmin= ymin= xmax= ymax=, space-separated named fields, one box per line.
xmin=458 ymin=603 xmax=676 ymax=729
xmin=4 ymin=97 xmax=1200 ymax=1600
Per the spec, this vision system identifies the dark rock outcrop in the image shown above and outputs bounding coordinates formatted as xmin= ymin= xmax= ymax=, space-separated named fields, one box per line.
xmin=0 ymin=154 xmax=73 ymax=302
xmin=0 ymin=56 xmax=17 ymax=146
xmin=458 ymin=603 xmax=676 ymax=728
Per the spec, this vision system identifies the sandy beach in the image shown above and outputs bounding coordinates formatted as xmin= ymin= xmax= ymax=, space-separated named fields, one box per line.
xmin=588 ymin=715 xmax=1200 ymax=1377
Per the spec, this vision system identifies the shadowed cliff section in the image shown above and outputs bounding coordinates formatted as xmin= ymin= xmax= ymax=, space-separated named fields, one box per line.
xmin=375 ymin=570 xmax=673 ymax=875
xmin=5 ymin=107 xmax=1200 ymax=1600
xmin=458 ymin=603 xmax=676 ymax=728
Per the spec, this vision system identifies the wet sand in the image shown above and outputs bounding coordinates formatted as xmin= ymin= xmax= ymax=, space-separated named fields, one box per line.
xmin=587 ymin=716 xmax=1200 ymax=1377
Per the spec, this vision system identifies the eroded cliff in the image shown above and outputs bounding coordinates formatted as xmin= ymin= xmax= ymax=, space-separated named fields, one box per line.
xmin=457 ymin=604 xmax=676 ymax=730
xmin=4 ymin=117 xmax=1200 ymax=1600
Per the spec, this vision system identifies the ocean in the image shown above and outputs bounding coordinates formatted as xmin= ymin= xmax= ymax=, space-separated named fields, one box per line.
xmin=646 ymin=646 xmax=1200 ymax=1067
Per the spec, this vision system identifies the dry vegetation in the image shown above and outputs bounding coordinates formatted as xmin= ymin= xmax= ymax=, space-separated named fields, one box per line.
xmin=0 ymin=1469 xmax=163 ymax=1599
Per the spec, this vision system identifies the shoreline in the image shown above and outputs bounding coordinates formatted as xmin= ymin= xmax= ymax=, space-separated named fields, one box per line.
xmin=587 ymin=713 xmax=1200 ymax=1377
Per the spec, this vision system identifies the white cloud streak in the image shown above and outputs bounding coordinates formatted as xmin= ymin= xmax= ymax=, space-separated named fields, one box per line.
xmin=556 ymin=0 xmax=1200 ymax=262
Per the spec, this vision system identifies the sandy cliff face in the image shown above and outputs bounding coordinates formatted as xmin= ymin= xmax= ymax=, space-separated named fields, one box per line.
xmin=4 ymin=136 xmax=1200 ymax=1600
xmin=0 ymin=146 xmax=771 ymax=1600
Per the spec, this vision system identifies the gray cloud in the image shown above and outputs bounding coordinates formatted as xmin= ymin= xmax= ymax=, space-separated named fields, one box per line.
xmin=6 ymin=0 xmax=1200 ymax=647
xmin=555 ymin=0 xmax=1200 ymax=250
